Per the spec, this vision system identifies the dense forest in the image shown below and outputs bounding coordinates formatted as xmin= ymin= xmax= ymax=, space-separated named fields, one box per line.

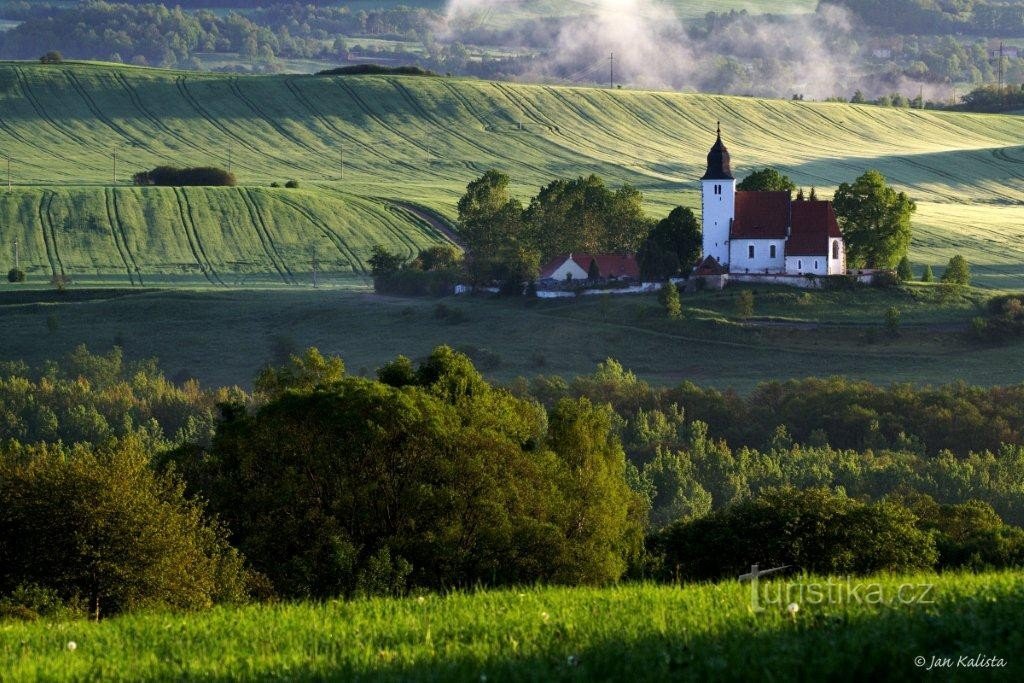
xmin=3 ymin=343 xmax=1024 ymax=618
xmin=834 ymin=0 xmax=1024 ymax=36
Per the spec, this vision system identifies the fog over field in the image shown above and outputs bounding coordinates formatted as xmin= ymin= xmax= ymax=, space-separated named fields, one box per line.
xmin=441 ymin=0 xmax=944 ymax=99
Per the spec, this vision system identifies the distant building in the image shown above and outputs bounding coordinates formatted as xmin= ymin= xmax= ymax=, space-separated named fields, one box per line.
xmin=539 ymin=253 xmax=640 ymax=283
xmin=699 ymin=125 xmax=846 ymax=276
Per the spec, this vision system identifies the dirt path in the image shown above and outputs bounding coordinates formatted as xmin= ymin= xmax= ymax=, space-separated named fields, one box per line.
xmin=387 ymin=201 xmax=464 ymax=248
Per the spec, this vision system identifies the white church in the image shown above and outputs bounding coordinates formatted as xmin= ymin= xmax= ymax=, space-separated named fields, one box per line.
xmin=700 ymin=125 xmax=846 ymax=276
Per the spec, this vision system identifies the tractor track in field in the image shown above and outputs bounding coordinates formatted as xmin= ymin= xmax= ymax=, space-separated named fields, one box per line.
xmin=282 ymin=77 xmax=414 ymax=171
xmin=37 ymin=191 xmax=60 ymax=278
xmin=437 ymin=80 xmax=565 ymax=176
xmin=491 ymin=82 xmax=616 ymax=166
xmin=584 ymin=90 xmax=692 ymax=158
xmin=315 ymin=186 xmax=422 ymax=259
xmin=116 ymin=72 xmax=259 ymax=174
xmin=543 ymin=87 xmax=665 ymax=164
xmin=383 ymin=199 xmax=462 ymax=249
xmin=175 ymin=76 xmax=297 ymax=171
xmin=226 ymin=78 xmax=328 ymax=174
xmin=104 ymin=188 xmax=137 ymax=285
xmin=14 ymin=67 xmax=106 ymax=171
xmin=64 ymin=71 xmax=149 ymax=150
xmin=900 ymin=156 xmax=1021 ymax=203
xmin=173 ymin=187 xmax=223 ymax=286
xmin=273 ymin=194 xmax=368 ymax=277
xmin=41 ymin=191 xmax=67 ymax=276
xmin=239 ymin=189 xmax=295 ymax=284
xmin=333 ymin=78 xmax=436 ymax=158
xmin=389 ymin=79 xmax=533 ymax=176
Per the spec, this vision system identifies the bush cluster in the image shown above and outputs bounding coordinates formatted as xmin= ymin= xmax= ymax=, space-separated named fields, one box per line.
xmin=133 ymin=166 xmax=236 ymax=187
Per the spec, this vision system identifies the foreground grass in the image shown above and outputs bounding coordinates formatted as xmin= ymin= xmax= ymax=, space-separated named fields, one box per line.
xmin=1 ymin=572 xmax=1021 ymax=681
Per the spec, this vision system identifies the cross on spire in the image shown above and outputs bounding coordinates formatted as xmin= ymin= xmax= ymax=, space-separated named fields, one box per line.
xmin=717 ymin=120 xmax=721 ymax=137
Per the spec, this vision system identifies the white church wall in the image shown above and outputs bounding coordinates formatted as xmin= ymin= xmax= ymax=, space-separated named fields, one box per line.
xmin=729 ymin=238 xmax=787 ymax=273
xmin=785 ymin=255 xmax=829 ymax=276
xmin=828 ymin=238 xmax=845 ymax=275
xmin=701 ymin=179 xmax=734 ymax=266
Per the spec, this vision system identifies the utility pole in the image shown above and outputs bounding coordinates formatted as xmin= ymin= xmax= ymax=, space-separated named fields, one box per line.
xmin=998 ymin=40 xmax=1006 ymax=108
xmin=13 ymin=239 xmax=18 ymax=271
xmin=227 ymin=144 xmax=233 ymax=175
xmin=6 ymin=155 xmax=9 ymax=192
xmin=311 ymin=245 xmax=318 ymax=288
xmin=609 ymin=52 xmax=614 ymax=89
xmin=340 ymin=145 xmax=344 ymax=181
xmin=112 ymin=151 xmax=117 ymax=185
xmin=919 ymin=84 xmax=924 ymax=109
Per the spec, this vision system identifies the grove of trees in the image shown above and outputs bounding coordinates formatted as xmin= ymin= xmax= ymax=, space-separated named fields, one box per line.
xmin=833 ymin=170 xmax=916 ymax=268
xmin=3 ymin=345 xmax=1024 ymax=618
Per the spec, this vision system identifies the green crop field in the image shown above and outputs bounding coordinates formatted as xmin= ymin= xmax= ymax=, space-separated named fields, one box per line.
xmin=2 ymin=572 xmax=1021 ymax=681
xmin=0 ymin=62 xmax=1022 ymax=289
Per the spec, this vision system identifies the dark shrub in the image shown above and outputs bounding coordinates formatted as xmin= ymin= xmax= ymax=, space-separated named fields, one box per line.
xmin=284 ymin=179 xmax=299 ymax=189
xmin=317 ymin=65 xmax=437 ymax=77
xmin=133 ymin=166 xmax=236 ymax=187
xmin=7 ymin=268 xmax=25 ymax=283
xmin=39 ymin=51 xmax=62 ymax=64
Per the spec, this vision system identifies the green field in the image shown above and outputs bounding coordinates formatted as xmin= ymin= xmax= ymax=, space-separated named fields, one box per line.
xmin=0 ymin=62 xmax=1023 ymax=288
xmin=2 ymin=572 xmax=1020 ymax=681
xmin=2 ymin=284 xmax=1021 ymax=390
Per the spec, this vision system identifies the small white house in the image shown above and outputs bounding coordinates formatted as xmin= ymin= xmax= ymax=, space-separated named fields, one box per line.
xmin=538 ymin=253 xmax=641 ymax=283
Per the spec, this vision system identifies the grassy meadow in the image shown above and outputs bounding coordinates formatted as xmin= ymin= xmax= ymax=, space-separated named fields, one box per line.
xmin=0 ymin=62 xmax=1022 ymax=287
xmin=1 ymin=283 xmax=1021 ymax=390
xmin=2 ymin=572 xmax=1020 ymax=681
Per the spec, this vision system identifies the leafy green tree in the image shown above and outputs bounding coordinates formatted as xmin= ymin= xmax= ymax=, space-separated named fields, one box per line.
xmin=832 ymin=170 xmax=916 ymax=268
xmin=367 ymin=245 xmax=405 ymax=277
xmin=942 ymin=254 xmax=971 ymax=287
xmin=736 ymin=290 xmax=754 ymax=319
xmin=523 ymin=175 xmax=651 ymax=258
xmin=639 ymin=207 xmax=702 ymax=280
xmin=254 ymin=348 xmax=346 ymax=400
xmin=174 ymin=347 xmax=644 ymax=598
xmin=737 ymin=168 xmax=796 ymax=193
xmin=660 ymin=281 xmax=682 ymax=319
xmin=416 ymin=245 xmax=459 ymax=272
xmin=7 ymin=268 xmax=24 ymax=283
xmin=651 ymin=487 xmax=937 ymax=581
xmin=456 ymin=171 xmax=526 ymax=285
xmin=0 ymin=436 xmax=248 ymax=618
xmin=885 ymin=306 xmax=901 ymax=337
xmin=922 ymin=264 xmax=934 ymax=282
xmin=896 ymin=256 xmax=913 ymax=281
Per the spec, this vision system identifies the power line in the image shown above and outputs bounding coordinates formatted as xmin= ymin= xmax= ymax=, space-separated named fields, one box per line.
xmin=609 ymin=52 xmax=615 ymax=89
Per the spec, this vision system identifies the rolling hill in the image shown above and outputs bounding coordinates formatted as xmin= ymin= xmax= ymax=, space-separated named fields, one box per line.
xmin=1 ymin=61 xmax=1023 ymax=288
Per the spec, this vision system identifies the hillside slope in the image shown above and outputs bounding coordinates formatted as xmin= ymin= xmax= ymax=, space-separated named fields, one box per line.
xmin=1 ymin=62 xmax=1023 ymax=287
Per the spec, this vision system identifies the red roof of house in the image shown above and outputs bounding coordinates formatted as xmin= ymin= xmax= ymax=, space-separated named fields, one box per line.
xmin=731 ymin=191 xmax=791 ymax=239
xmin=787 ymin=200 xmax=842 ymax=256
xmin=539 ymin=253 xmax=640 ymax=280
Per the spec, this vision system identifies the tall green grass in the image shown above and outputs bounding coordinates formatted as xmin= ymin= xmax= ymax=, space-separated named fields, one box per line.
xmin=1 ymin=572 xmax=1020 ymax=681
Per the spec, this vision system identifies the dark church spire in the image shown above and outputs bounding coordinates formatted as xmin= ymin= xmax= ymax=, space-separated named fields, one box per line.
xmin=701 ymin=122 xmax=734 ymax=181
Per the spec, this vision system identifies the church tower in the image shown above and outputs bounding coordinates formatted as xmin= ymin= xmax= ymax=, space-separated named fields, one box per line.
xmin=701 ymin=123 xmax=735 ymax=267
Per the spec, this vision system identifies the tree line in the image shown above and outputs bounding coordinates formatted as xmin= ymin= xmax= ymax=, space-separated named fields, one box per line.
xmin=3 ymin=346 xmax=1024 ymax=619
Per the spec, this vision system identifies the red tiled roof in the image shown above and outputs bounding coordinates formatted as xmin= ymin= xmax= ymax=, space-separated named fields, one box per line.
xmin=787 ymin=200 xmax=842 ymax=256
xmin=731 ymin=191 xmax=791 ymax=239
xmin=539 ymin=253 xmax=640 ymax=280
